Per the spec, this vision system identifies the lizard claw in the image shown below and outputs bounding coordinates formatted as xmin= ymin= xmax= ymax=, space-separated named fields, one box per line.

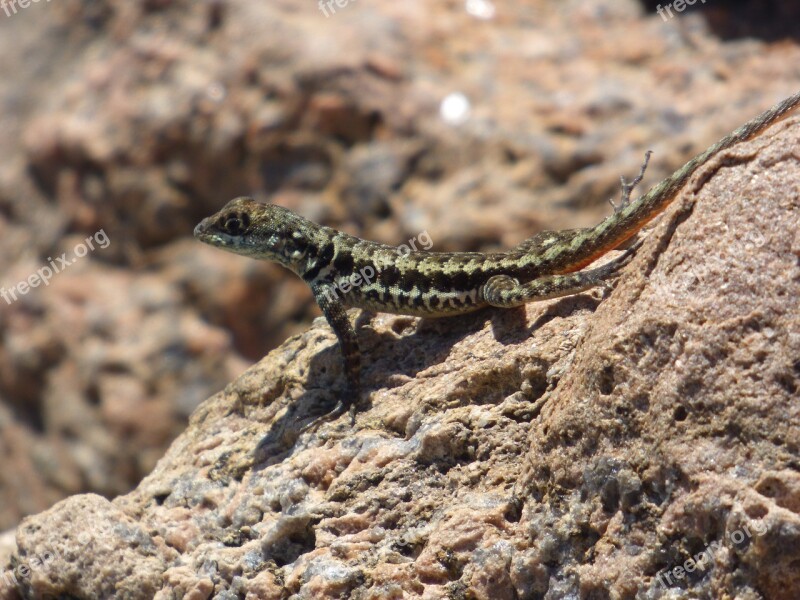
xmin=298 ymin=381 xmax=361 ymax=433
xmin=298 ymin=399 xmax=347 ymax=433
xmin=616 ymin=151 xmax=652 ymax=212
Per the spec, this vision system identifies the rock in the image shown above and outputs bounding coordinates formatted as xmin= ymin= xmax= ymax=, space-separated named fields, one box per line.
xmin=2 ymin=0 xmax=800 ymax=586
xmin=12 ymin=494 xmax=176 ymax=599
xmin=0 ymin=261 xmax=248 ymax=530
xmin=0 ymin=0 xmax=796 ymax=535
xmin=6 ymin=114 xmax=798 ymax=598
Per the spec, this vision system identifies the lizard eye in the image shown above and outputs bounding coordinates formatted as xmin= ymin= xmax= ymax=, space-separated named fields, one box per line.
xmin=221 ymin=212 xmax=250 ymax=236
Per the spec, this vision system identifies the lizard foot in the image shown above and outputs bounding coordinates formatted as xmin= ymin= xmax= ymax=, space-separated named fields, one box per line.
xmin=609 ymin=151 xmax=652 ymax=212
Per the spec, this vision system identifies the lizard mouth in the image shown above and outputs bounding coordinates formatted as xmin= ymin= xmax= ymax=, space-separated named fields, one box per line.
xmin=193 ymin=220 xmax=232 ymax=248
xmin=192 ymin=222 xmax=207 ymax=238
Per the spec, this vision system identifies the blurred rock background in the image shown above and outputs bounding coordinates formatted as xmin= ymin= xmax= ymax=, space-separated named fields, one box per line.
xmin=0 ymin=0 xmax=798 ymax=533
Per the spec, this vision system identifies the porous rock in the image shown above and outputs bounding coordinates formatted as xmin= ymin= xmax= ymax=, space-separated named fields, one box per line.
xmin=4 ymin=116 xmax=798 ymax=598
xmin=3 ymin=0 xmax=800 ymax=537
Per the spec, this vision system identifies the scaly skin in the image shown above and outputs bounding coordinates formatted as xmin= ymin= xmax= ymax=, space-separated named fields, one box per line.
xmin=195 ymin=91 xmax=800 ymax=426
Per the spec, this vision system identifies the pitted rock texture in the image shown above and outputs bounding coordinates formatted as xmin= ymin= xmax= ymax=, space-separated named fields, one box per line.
xmin=3 ymin=0 xmax=800 ymax=533
xmin=3 ymin=118 xmax=798 ymax=599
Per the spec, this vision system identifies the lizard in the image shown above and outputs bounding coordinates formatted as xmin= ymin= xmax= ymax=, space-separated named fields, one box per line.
xmin=194 ymin=90 xmax=800 ymax=427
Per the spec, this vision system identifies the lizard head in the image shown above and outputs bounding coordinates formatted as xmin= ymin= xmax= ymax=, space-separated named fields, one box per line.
xmin=194 ymin=197 xmax=318 ymax=272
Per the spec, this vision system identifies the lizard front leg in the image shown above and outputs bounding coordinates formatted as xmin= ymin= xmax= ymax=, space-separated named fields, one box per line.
xmin=304 ymin=282 xmax=361 ymax=428
xmin=482 ymin=240 xmax=641 ymax=308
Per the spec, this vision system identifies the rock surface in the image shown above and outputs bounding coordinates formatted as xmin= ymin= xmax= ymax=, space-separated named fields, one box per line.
xmin=2 ymin=0 xmax=800 ymax=535
xmin=4 ymin=117 xmax=798 ymax=599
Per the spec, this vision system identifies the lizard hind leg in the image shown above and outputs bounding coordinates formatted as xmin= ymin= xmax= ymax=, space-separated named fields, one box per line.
xmin=482 ymin=274 xmax=525 ymax=308
xmin=482 ymin=240 xmax=641 ymax=308
xmin=482 ymin=272 xmax=599 ymax=308
xmin=610 ymin=151 xmax=652 ymax=213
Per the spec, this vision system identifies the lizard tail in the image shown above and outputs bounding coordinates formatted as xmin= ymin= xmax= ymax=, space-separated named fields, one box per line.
xmin=558 ymin=90 xmax=800 ymax=272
